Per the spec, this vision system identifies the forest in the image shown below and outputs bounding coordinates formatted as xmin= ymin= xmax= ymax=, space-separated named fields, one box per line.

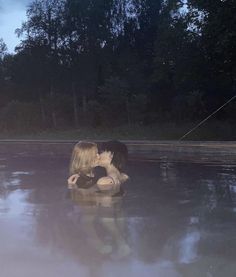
xmin=0 ymin=0 xmax=235 ymax=139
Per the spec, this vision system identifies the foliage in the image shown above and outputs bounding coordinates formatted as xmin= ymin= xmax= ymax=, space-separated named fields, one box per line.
xmin=0 ymin=0 xmax=235 ymax=138
xmin=0 ymin=38 xmax=7 ymax=60
xmin=0 ymin=100 xmax=41 ymax=131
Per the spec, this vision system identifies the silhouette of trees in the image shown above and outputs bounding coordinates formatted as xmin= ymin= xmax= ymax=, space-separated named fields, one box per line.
xmin=0 ymin=0 xmax=235 ymax=133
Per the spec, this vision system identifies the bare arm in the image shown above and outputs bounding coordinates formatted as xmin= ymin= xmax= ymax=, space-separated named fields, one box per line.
xmin=97 ymin=176 xmax=116 ymax=191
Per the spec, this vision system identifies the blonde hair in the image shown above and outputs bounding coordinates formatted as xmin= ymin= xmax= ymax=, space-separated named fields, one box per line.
xmin=69 ymin=141 xmax=98 ymax=175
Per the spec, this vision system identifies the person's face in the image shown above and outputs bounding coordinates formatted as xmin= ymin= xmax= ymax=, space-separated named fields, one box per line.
xmin=92 ymin=148 xmax=100 ymax=167
xmin=98 ymin=151 xmax=113 ymax=167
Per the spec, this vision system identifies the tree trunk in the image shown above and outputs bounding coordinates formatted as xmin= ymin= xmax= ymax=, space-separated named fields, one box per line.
xmin=39 ymin=89 xmax=46 ymax=127
xmin=72 ymin=82 xmax=79 ymax=128
xmin=50 ymin=83 xmax=57 ymax=129
xmin=126 ymin=98 xmax=131 ymax=126
xmin=82 ymin=94 xmax=87 ymax=114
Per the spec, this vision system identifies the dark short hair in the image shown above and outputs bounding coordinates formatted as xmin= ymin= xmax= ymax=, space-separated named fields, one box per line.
xmin=98 ymin=140 xmax=128 ymax=170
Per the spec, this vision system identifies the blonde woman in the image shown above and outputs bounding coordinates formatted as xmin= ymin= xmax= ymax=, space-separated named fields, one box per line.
xmin=67 ymin=141 xmax=105 ymax=194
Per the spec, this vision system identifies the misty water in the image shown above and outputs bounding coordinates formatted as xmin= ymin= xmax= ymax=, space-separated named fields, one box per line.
xmin=0 ymin=154 xmax=236 ymax=277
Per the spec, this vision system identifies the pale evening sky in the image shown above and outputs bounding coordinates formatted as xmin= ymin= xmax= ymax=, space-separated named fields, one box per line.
xmin=0 ymin=0 xmax=31 ymax=53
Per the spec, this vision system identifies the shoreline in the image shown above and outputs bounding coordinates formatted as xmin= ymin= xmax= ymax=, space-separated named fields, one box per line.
xmin=1 ymin=140 xmax=236 ymax=163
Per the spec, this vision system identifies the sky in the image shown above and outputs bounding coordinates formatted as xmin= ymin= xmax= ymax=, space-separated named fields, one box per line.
xmin=0 ymin=0 xmax=31 ymax=53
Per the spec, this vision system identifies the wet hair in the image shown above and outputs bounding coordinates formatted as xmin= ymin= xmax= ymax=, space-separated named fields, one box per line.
xmin=69 ymin=141 xmax=98 ymax=175
xmin=98 ymin=140 xmax=128 ymax=171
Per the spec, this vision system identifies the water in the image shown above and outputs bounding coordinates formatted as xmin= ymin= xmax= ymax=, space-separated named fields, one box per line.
xmin=0 ymin=155 xmax=236 ymax=277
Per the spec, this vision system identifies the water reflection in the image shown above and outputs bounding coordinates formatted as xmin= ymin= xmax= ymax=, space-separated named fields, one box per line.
xmin=70 ymin=190 xmax=131 ymax=258
xmin=178 ymin=230 xmax=200 ymax=264
xmin=0 ymin=156 xmax=236 ymax=276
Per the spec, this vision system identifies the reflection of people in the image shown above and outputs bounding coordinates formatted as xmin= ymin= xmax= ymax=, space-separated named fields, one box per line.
xmin=67 ymin=140 xmax=129 ymax=196
xmin=67 ymin=140 xmax=131 ymax=257
xmin=70 ymin=188 xmax=131 ymax=257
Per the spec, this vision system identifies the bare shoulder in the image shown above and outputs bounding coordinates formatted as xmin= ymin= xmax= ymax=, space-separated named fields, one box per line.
xmin=97 ymin=176 xmax=115 ymax=191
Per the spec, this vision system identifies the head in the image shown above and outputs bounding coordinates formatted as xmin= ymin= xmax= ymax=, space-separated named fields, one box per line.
xmin=69 ymin=141 xmax=99 ymax=175
xmin=98 ymin=140 xmax=128 ymax=171
xmin=98 ymin=151 xmax=114 ymax=168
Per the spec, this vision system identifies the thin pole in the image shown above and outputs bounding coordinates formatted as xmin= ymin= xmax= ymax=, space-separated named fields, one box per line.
xmin=179 ymin=94 xmax=236 ymax=141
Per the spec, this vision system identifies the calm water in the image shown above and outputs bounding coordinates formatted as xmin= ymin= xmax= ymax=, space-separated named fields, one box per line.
xmin=0 ymin=155 xmax=236 ymax=277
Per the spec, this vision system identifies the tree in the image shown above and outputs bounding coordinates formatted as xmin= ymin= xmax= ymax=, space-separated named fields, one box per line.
xmin=150 ymin=1 xmax=210 ymax=121
xmin=0 ymin=39 xmax=8 ymax=108
xmin=187 ymin=0 xmax=236 ymax=105
xmin=16 ymin=0 xmax=66 ymax=128
xmin=0 ymin=38 xmax=7 ymax=60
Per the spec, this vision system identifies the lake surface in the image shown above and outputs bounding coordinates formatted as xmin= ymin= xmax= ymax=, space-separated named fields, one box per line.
xmin=0 ymin=154 xmax=236 ymax=277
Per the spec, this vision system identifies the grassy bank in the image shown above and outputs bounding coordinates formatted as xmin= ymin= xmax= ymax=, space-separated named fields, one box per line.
xmin=0 ymin=121 xmax=235 ymax=141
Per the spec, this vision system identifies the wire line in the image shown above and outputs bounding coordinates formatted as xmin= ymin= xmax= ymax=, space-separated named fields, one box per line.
xmin=179 ymin=94 xmax=236 ymax=141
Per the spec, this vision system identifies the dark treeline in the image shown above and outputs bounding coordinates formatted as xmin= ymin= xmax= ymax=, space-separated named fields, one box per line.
xmin=0 ymin=0 xmax=235 ymax=132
